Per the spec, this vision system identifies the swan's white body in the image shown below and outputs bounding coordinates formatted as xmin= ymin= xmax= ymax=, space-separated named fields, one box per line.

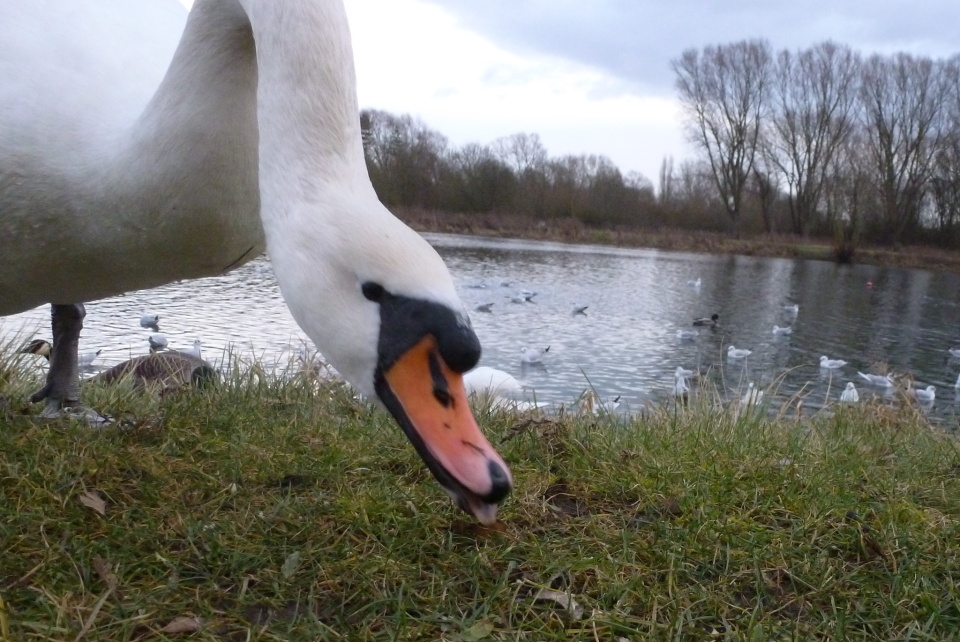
xmin=463 ymin=366 xmax=524 ymax=397
xmin=0 ymin=0 xmax=511 ymax=522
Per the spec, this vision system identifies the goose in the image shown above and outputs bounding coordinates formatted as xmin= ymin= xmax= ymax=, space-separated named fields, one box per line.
xmin=772 ymin=325 xmax=793 ymax=336
xmin=727 ymin=346 xmax=752 ymax=359
xmin=521 ymin=346 xmax=550 ymax=364
xmin=0 ymin=0 xmax=511 ymax=523
xmin=693 ymin=313 xmax=720 ymax=327
xmin=148 ymin=333 xmax=169 ymax=353
xmin=91 ymin=350 xmax=218 ymax=390
xmin=914 ymin=385 xmax=936 ymax=403
xmin=140 ymin=313 xmax=161 ymax=332
xmin=474 ymin=302 xmax=494 ymax=313
xmin=857 ymin=371 xmax=894 ymax=387
xmin=676 ymin=329 xmax=699 ymax=340
xmin=463 ymin=366 xmax=524 ymax=397
xmin=819 ymin=356 xmax=847 ymax=369
xmin=839 ymin=382 xmax=859 ymax=403
xmin=20 ymin=339 xmax=53 ymax=360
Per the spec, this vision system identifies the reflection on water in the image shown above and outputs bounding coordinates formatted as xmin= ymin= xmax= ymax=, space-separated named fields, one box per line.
xmin=3 ymin=233 xmax=960 ymax=425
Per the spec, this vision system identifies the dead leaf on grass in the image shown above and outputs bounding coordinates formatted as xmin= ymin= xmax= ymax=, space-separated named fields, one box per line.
xmin=78 ymin=490 xmax=106 ymax=516
xmin=524 ymin=588 xmax=584 ymax=621
xmin=160 ymin=616 xmax=204 ymax=634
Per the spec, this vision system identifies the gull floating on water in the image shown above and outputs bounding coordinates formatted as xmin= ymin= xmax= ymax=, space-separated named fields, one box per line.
xmin=676 ymin=329 xmax=699 ymax=340
xmin=727 ymin=346 xmax=752 ymax=359
xmin=184 ymin=339 xmax=203 ymax=359
xmin=474 ymin=302 xmax=494 ymax=313
xmin=783 ymin=304 xmax=799 ymax=314
xmin=148 ymin=333 xmax=169 ymax=352
xmin=948 ymin=348 xmax=960 ymax=358
xmin=819 ymin=355 xmax=847 ymax=369
xmin=687 ymin=278 xmax=701 ymax=288
xmin=510 ymin=291 xmax=537 ymax=304
xmin=79 ymin=349 xmax=102 ymax=368
xmin=914 ymin=385 xmax=936 ymax=403
xmin=675 ymin=366 xmax=694 ymax=379
xmin=858 ymin=372 xmax=895 ymax=387
xmin=693 ymin=313 xmax=719 ymax=327
xmin=571 ymin=305 xmax=588 ymax=316
xmin=140 ymin=312 xmax=160 ymax=332
xmin=840 ymin=382 xmax=859 ymax=403
xmin=581 ymin=391 xmax=621 ymax=414
xmin=772 ymin=325 xmax=793 ymax=336
xmin=521 ymin=345 xmax=549 ymax=364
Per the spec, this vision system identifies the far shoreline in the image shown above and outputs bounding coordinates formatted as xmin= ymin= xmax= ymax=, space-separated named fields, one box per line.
xmin=396 ymin=207 xmax=960 ymax=276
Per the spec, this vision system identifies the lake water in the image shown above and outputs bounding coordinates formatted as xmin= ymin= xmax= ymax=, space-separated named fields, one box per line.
xmin=3 ymin=233 xmax=960 ymax=426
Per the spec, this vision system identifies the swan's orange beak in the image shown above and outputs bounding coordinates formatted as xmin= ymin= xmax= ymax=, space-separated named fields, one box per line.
xmin=378 ymin=336 xmax=512 ymax=524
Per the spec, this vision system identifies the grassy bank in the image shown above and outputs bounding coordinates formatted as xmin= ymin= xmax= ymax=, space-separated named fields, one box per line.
xmin=2 ymin=357 xmax=960 ymax=640
xmin=397 ymin=207 xmax=960 ymax=275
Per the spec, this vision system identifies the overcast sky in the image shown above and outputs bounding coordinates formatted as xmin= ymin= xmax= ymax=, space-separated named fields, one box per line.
xmin=344 ymin=0 xmax=960 ymax=182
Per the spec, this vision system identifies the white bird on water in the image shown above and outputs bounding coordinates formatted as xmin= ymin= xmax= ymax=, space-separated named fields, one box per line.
xmin=140 ymin=312 xmax=160 ymax=332
xmin=148 ymin=333 xmax=168 ymax=352
xmin=949 ymin=348 xmax=960 ymax=358
xmin=185 ymin=339 xmax=203 ymax=359
xmin=79 ymin=349 xmax=101 ymax=368
xmin=772 ymin=325 xmax=792 ymax=336
xmin=914 ymin=385 xmax=936 ymax=403
xmin=0 ymin=0 xmax=511 ymax=523
xmin=819 ymin=356 xmax=847 ymax=369
xmin=783 ymin=304 xmax=799 ymax=315
xmin=474 ymin=302 xmax=494 ymax=313
xmin=571 ymin=304 xmax=588 ymax=316
xmin=676 ymin=329 xmax=699 ymax=340
xmin=521 ymin=346 xmax=549 ymax=364
xmin=840 ymin=382 xmax=859 ymax=403
xmin=741 ymin=382 xmax=763 ymax=406
xmin=955 ymin=373 xmax=960 ymax=389
xmin=858 ymin=371 xmax=895 ymax=388
xmin=463 ymin=366 xmax=524 ymax=397
xmin=727 ymin=346 xmax=752 ymax=359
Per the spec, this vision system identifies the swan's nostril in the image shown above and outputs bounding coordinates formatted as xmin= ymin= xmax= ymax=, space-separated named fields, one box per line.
xmin=483 ymin=460 xmax=512 ymax=504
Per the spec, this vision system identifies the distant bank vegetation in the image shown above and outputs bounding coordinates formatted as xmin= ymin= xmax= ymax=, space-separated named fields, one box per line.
xmin=362 ymin=41 xmax=960 ymax=255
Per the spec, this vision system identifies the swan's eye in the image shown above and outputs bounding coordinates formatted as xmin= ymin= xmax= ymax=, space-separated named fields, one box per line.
xmin=362 ymin=281 xmax=385 ymax=302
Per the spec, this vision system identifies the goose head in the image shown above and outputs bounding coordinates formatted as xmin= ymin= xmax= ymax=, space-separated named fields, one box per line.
xmin=268 ymin=196 xmax=512 ymax=524
xmin=20 ymin=338 xmax=52 ymax=360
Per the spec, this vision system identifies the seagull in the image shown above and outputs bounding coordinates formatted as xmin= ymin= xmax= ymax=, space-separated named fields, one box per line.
xmin=676 ymin=329 xmax=699 ymax=340
xmin=474 ymin=302 xmax=494 ymax=313
xmin=914 ymin=385 xmax=936 ymax=403
xmin=727 ymin=346 xmax=752 ymax=359
xmin=741 ymin=382 xmax=763 ymax=406
xmin=783 ymin=304 xmax=799 ymax=314
xmin=772 ymin=325 xmax=793 ymax=336
xmin=148 ymin=333 xmax=169 ymax=353
xmin=858 ymin=372 xmax=895 ymax=387
xmin=675 ymin=366 xmax=694 ymax=379
xmin=687 ymin=278 xmax=701 ymax=288
xmin=571 ymin=305 xmax=588 ymax=316
xmin=674 ymin=375 xmax=690 ymax=397
xmin=581 ymin=391 xmax=621 ymax=414
xmin=521 ymin=346 xmax=549 ymax=364
xmin=510 ymin=291 xmax=537 ymax=304
xmin=693 ymin=313 xmax=719 ymax=327
xmin=955 ymin=373 xmax=960 ymax=389
xmin=184 ymin=339 xmax=203 ymax=359
xmin=464 ymin=281 xmax=487 ymax=289
xmin=79 ymin=349 xmax=101 ymax=368
xmin=139 ymin=312 xmax=160 ymax=332
xmin=949 ymin=348 xmax=960 ymax=358
xmin=819 ymin=356 xmax=847 ymax=369
xmin=840 ymin=382 xmax=859 ymax=403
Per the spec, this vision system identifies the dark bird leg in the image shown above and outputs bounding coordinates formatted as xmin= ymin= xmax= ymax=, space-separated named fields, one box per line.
xmin=30 ymin=303 xmax=85 ymax=415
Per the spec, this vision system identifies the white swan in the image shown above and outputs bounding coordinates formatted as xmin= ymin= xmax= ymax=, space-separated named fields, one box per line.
xmin=819 ymin=356 xmax=847 ymax=369
xmin=727 ymin=346 xmax=752 ymax=359
xmin=858 ymin=371 xmax=895 ymax=388
xmin=840 ymin=382 xmax=859 ymax=403
xmin=0 ymin=0 xmax=510 ymax=523
xmin=463 ymin=366 xmax=524 ymax=397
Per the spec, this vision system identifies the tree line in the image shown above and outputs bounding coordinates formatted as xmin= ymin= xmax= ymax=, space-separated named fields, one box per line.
xmin=360 ymin=40 xmax=960 ymax=249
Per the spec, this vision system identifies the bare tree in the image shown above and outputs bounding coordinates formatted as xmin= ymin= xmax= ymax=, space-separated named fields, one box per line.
xmin=492 ymin=133 xmax=548 ymax=175
xmin=859 ymin=53 xmax=952 ymax=243
xmin=673 ymin=40 xmax=773 ymax=235
xmin=766 ymin=42 xmax=860 ymax=235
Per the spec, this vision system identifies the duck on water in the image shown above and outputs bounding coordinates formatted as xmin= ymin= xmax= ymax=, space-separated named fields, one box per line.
xmin=0 ymin=0 xmax=511 ymax=523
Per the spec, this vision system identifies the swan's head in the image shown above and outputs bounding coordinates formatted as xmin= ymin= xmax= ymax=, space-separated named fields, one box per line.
xmin=268 ymin=195 xmax=512 ymax=524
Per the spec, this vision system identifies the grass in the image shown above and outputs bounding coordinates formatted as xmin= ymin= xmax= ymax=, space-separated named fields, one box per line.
xmin=2 ymin=350 xmax=960 ymax=641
